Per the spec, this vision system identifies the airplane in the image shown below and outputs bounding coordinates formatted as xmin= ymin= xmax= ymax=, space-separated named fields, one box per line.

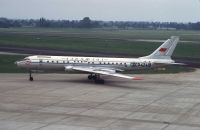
xmin=15 ymin=36 xmax=181 ymax=84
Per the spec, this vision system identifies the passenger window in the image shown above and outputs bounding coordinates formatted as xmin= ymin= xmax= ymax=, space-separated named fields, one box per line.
xmin=124 ymin=63 xmax=127 ymax=67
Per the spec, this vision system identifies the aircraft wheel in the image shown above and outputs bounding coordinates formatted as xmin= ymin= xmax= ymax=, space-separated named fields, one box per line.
xmin=29 ymin=71 xmax=34 ymax=81
xmin=29 ymin=77 xmax=33 ymax=81
xmin=88 ymin=75 xmax=93 ymax=80
xmin=92 ymin=75 xmax=97 ymax=80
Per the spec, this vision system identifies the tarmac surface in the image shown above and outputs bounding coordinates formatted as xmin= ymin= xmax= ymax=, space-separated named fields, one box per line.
xmin=0 ymin=70 xmax=200 ymax=130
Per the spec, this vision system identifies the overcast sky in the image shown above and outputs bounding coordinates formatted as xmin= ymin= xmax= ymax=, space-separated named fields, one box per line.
xmin=0 ymin=0 xmax=200 ymax=22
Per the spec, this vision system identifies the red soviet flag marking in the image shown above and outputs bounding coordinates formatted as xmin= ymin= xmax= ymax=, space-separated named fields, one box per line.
xmin=159 ymin=48 xmax=167 ymax=52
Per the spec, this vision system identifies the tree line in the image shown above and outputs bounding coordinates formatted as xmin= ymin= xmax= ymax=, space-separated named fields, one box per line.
xmin=0 ymin=17 xmax=200 ymax=30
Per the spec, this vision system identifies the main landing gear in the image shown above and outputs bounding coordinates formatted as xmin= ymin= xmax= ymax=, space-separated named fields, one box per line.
xmin=88 ymin=74 xmax=105 ymax=84
xmin=29 ymin=71 xmax=33 ymax=81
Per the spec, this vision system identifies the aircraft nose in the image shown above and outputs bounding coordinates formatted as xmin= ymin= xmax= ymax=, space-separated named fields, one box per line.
xmin=15 ymin=61 xmax=20 ymax=66
xmin=15 ymin=61 xmax=18 ymax=66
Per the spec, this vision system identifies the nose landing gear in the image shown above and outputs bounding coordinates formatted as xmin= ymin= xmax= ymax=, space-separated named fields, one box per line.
xmin=29 ymin=71 xmax=33 ymax=81
xmin=88 ymin=74 xmax=105 ymax=84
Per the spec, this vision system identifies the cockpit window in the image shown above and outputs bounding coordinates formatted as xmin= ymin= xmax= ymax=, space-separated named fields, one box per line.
xmin=23 ymin=58 xmax=30 ymax=61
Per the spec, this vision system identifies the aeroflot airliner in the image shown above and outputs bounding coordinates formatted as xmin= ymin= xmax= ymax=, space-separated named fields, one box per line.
xmin=16 ymin=36 xmax=181 ymax=84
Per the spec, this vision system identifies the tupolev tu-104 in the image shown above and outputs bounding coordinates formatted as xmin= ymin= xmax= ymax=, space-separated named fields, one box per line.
xmin=16 ymin=36 xmax=182 ymax=84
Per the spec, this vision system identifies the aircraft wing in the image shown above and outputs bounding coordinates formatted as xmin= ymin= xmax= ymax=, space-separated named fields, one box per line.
xmin=66 ymin=66 xmax=143 ymax=80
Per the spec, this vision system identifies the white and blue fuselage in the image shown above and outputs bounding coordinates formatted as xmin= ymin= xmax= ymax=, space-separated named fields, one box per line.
xmin=15 ymin=36 xmax=179 ymax=83
xmin=16 ymin=55 xmax=173 ymax=71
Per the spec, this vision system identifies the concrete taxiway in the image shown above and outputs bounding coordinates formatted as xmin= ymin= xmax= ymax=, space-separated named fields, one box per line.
xmin=0 ymin=70 xmax=200 ymax=130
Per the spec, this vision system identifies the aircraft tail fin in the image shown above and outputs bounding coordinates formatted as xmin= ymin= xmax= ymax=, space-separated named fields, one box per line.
xmin=140 ymin=36 xmax=179 ymax=59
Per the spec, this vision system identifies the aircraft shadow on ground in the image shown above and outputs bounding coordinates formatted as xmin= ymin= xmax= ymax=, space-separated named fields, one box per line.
xmin=32 ymin=75 xmax=178 ymax=90
xmin=37 ymin=78 xmax=152 ymax=90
